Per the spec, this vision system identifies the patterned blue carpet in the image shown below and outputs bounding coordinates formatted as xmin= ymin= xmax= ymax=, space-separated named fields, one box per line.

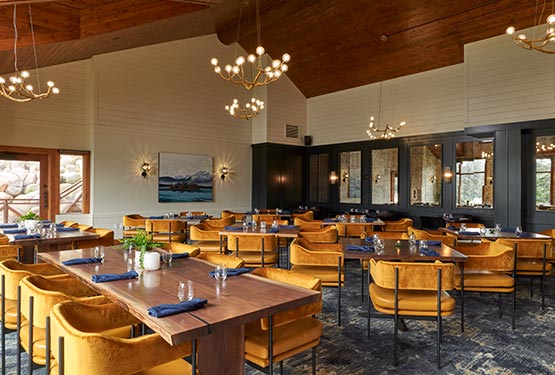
xmin=2 ymin=259 xmax=555 ymax=374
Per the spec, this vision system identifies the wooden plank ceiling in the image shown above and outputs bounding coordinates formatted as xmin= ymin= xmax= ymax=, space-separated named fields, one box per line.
xmin=0 ymin=0 xmax=540 ymax=98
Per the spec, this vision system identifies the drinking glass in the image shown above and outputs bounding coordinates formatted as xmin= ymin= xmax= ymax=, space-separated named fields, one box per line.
xmin=252 ymin=220 xmax=258 ymax=230
xmin=271 ymin=220 xmax=278 ymax=229
xmin=162 ymin=250 xmax=173 ymax=266
xmin=350 ymin=215 xmax=356 ymax=223
xmin=479 ymin=227 xmax=486 ymax=236
xmin=494 ymin=223 xmax=502 ymax=235
xmin=460 ymin=223 xmax=467 ymax=231
xmin=408 ymin=233 xmax=417 ymax=246
xmin=375 ymin=239 xmax=385 ymax=254
xmin=178 ymin=280 xmax=194 ymax=302
xmin=260 ymin=221 xmax=267 ymax=230
xmin=420 ymin=240 xmax=428 ymax=249
xmin=242 ymin=221 xmax=248 ymax=231
xmin=94 ymin=245 xmax=105 ymax=261
xmin=214 ymin=264 xmax=228 ymax=281
xmin=515 ymin=225 xmax=523 ymax=235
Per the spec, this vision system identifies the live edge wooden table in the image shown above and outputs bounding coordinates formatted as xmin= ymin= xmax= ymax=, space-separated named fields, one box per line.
xmin=39 ymin=247 xmax=320 ymax=375
xmin=342 ymin=238 xmax=468 ymax=330
xmin=439 ymin=227 xmax=551 ymax=241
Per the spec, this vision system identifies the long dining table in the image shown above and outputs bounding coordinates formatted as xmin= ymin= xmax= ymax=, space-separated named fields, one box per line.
xmin=38 ymin=246 xmax=320 ymax=375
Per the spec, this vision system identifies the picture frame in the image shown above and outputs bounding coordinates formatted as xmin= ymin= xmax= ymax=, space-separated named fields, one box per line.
xmin=158 ymin=152 xmax=213 ymax=202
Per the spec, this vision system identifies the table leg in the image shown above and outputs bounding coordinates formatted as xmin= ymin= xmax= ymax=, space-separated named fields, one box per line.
xmin=198 ymin=324 xmax=245 ymax=375
xmin=460 ymin=262 xmax=465 ymax=333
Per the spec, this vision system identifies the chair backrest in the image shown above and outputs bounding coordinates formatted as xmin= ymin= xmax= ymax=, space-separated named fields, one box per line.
xmin=77 ymin=224 xmax=93 ymax=231
xmin=189 ymin=223 xmax=220 ymax=241
xmin=290 ymin=238 xmax=343 ymax=267
xmin=0 ymin=260 xmax=64 ymax=299
xmin=0 ymin=233 xmax=9 ymax=245
xmin=145 ymin=219 xmax=186 ymax=234
xmin=227 ymin=234 xmax=277 ymax=252
xmin=163 ymin=242 xmax=201 ymax=257
xmin=221 ymin=210 xmax=243 ymax=222
xmin=253 ymin=214 xmax=280 ymax=223
xmin=60 ymin=221 xmax=79 ymax=228
xmin=335 ymin=222 xmax=374 ymax=237
xmin=384 ymin=218 xmax=413 ymax=232
xmin=204 ymin=216 xmax=234 ymax=229
xmin=291 ymin=211 xmax=314 ymax=221
xmin=76 ymin=228 xmax=115 ymax=248
xmin=408 ymin=227 xmax=456 ymax=247
xmin=252 ymin=268 xmax=322 ymax=329
xmin=457 ymin=241 xmax=515 ymax=272
xmin=299 ymin=226 xmax=338 ymax=243
xmin=196 ymin=253 xmax=245 ymax=268
xmin=370 ymin=259 xmax=455 ymax=291
xmin=0 ymin=244 xmax=21 ymax=261
xmin=122 ymin=214 xmax=146 ymax=228
xmin=496 ymin=238 xmax=552 ymax=259
xmin=293 ymin=217 xmax=323 ymax=231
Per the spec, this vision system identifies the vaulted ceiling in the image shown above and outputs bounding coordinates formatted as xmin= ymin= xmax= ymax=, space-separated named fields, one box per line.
xmin=0 ymin=0 xmax=540 ymax=97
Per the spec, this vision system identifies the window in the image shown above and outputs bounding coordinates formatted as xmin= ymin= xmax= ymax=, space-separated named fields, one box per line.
xmin=372 ymin=148 xmax=398 ymax=205
xmin=536 ymin=135 xmax=555 ymax=210
xmin=339 ymin=151 xmax=361 ymax=204
xmin=410 ymin=144 xmax=442 ymax=206
xmin=455 ymin=141 xmax=493 ymax=208
xmin=59 ymin=152 xmax=90 ymax=214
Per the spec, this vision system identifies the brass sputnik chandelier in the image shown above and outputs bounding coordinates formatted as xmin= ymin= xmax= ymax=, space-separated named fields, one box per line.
xmin=0 ymin=5 xmax=59 ymax=103
xmin=506 ymin=0 xmax=555 ymax=54
xmin=210 ymin=0 xmax=290 ymax=120
xmin=366 ymin=82 xmax=406 ymax=140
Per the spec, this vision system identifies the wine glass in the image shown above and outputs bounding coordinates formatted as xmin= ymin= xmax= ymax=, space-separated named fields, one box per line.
xmin=162 ymin=250 xmax=173 ymax=266
xmin=214 ymin=264 xmax=228 ymax=281
xmin=420 ymin=240 xmax=428 ymax=249
xmin=178 ymin=280 xmax=194 ymax=302
xmin=94 ymin=245 xmax=105 ymax=262
xmin=479 ymin=227 xmax=486 ymax=236
xmin=515 ymin=225 xmax=523 ymax=236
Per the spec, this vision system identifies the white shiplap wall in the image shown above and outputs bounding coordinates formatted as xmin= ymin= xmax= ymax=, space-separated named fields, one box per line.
xmin=307 ymin=64 xmax=465 ymax=145
xmin=465 ymin=30 xmax=555 ymax=126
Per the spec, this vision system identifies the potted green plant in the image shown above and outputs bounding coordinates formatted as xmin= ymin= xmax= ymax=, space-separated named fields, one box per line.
xmin=18 ymin=211 xmax=42 ymax=229
xmin=122 ymin=230 xmax=162 ymax=269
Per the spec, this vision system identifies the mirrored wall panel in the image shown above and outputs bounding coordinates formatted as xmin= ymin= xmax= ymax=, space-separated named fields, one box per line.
xmin=309 ymin=153 xmax=330 ymax=203
xmin=536 ymin=135 xmax=555 ymax=211
xmin=455 ymin=141 xmax=493 ymax=208
xmin=339 ymin=151 xmax=361 ymax=204
xmin=410 ymin=144 xmax=442 ymax=206
xmin=372 ymin=148 xmax=398 ymax=205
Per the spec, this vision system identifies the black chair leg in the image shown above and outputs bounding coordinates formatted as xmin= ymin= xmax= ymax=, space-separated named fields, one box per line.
xmin=541 ymin=275 xmax=546 ymax=310
xmin=192 ymin=339 xmax=197 ymax=375
xmin=498 ymin=293 xmax=502 ymax=319
xmin=437 ymin=315 xmax=441 ymax=370
xmin=16 ymin=286 xmax=21 ymax=375
xmin=1 ymin=275 xmax=5 ymax=375
xmin=45 ymin=317 xmax=50 ymax=375
xmin=58 ymin=336 xmax=64 ymax=375
xmin=279 ymin=361 xmax=283 ymax=375
xmin=28 ymin=296 xmax=34 ymax=375
xmin=512 ymin=289 xmax=516 ymax=330
xmin=529 ymin=278 xmax=533 ymax=298
xmin=268 ymin=316 xmax=273 ymax=375
xmin=393 ymin=316 xmax=398 ymax=367
xmin=312 ymin=346 xmax=316 ymax=375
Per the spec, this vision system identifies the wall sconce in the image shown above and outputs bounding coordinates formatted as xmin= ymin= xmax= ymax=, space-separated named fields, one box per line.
xmin=141 ymin=162 xmax=152 ymax=179
xmin=330 ymin=171 xmax=338 ymax=184
xmin=430 ymin=175 xmax=437 ymax=184
xmin=342 ymin=172 xmax=349 ymax=183
xmin=220 ymin=166 xmax=229 ymax=180
xmin=443 ymin=166 xmax=453 ymax=183
xmin=374 ymin=174 xmax=381 ymax=184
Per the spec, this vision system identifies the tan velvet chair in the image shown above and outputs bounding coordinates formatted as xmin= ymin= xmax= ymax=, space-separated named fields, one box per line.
xmin=196 ymin=253 xmax=245 ymax=268
xmin=179 ymin=211 xmax=206 ymax=217
xmin=539 ymin=228 xmax=555 ymax=267
xmin=0 ymin=260 xmax=65 ymax=330
xmin=122 ymin=214 xmax=146 ymax=238
xmin=59 ymin=221 xmax=78 ymax=228
xmin=290 ymin=238 xmax=344 ymax=325
xmin=49 ymin=301 xmax=197 ymax=375
xmin=299 ymin=226 xmax=338 ymax=243
xmin=75 ymin=228 xmax=115 ymax=249
xmin=408 ymin=227 xmax=456 ymax=247
xmin=145 ymin=219 xmax=187 ymax=244
xmin=221 ymin=210 xmax=243 ymax=222
xmin=0 ymin=243 xmax=22 ymax=262
xmin=383 ymin=218 xmax=413 ymax=232
xmin=76 ymin=223 xmax=93 ymax=232
xmin=497 ymin=238 xmax=552 ymax=309
xmin=190 ymin=223 xmax=226 ymax=254
xmin=368 ymin=259 xmax=456 ymax=368
xmin=204 ymin=217 xmax=234 ymax=229
xmin=454 ymin=241 xmax=516 ymax=330
xmin=227 ymin=234 xmax=278 ymax=268
xmin=335 ymin=222 xmax=374 ymax=238
xmin=245 ymin=268 xmax=322 ymax=375
xmin=0 ymin=233 xmax=9 ymax=245
xmin=291 ymin=210 xmax=314 ymax=221
xmin=253 ymin=214 xmax=280 ymax=224
xmin=293 ymin=217 xmax=323 ymax=231
xmin=161 ymin=242 xmax=200 ymax=257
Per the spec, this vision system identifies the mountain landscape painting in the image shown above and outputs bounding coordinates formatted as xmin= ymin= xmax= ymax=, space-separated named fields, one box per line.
xmin=158 ymin=153 xmax=213 ymax=202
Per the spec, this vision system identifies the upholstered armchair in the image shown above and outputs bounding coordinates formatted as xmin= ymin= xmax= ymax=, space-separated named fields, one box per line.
xmin=0 ymin=233 xmax=9 ymax=245
xmin=245 ymin=268 xmax=322 ymax=375
xmin=196 ymin=253 xmax=245 ymax=268
xmin=0 ymin=243 xmax=21 ymax=262
xmin=122 ymin=214 xmax=146 ymax=238
xmin=76 ymin=224 xmax=93 ymax=232
xmin=161 ymin=242 xmax=201 ymax=257
xmin=190 ymin=223 xmax=226 ymax=253
xmin=290 ymin=238 xmax=344 ymax=325
xmin=291 ymin=210 xmax=314 ymax=221
xmin=179 ymin=211 xmax=206 ymax=216
xmin=204 ymin=216 xmax=235 ymax=229
xmin=408 ymin=227 xmax=456 ymax=247
xmin=368 ymin=259 xmax=456 ymax=368
xmin=383 ymin=218 xmax=413 ymax=232
xmin=253 ymin=214 xmax=280 ymax=224
xmin=59 ymin=221 xmax=78 ymax=228
xmin=145 ymin=220 xmax=187 ymax=244
xmin=75 ymin=228 xmax=115 ymax=249
xmin=221 ymin=210 xmax=243 ymax=222
xmin=293 ymin=218 xmax=323 ymax=231
xmin=49 ymin=301 xmax=197 ymax=375
xmin=335 ymin=222 xmax=374 ymax=238
xmin=299 ymin=226 xmax=338 ymax=243
xmin=497 ymin=238 xmax=552 ymax=309
xmin=227 ymin=234 xmax=278 ymax=268
xmin=454 ymin=241 xmax=515 ymax=330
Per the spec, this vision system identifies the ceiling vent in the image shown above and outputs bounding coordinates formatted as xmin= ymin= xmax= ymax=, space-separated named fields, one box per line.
xmin=285 ymin=124 xmax=300 ymax=139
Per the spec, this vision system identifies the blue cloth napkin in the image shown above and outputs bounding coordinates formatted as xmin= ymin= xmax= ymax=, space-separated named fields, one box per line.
xmin=192 ymin=215 xmax=209 ymax=220
xmin=224 ymin=226 xmax=242 ymax=231
xmin=501 ymin=227 xmax=515 ymax=233
xmin=268 ymin=227 xmax=279 ymax=233
xmin=459 ymin=231 xmax=479 ymax=236
xmin=517 ymin=232 xmax=532 ymax=238
xmin=63 ymin=257 xmax=102 ymax=266
xmin=209 ymin=267 xmax=253 ymax=278
xmin=346 ymin=244 xmax=374 ymax=252
xmin=447 ymin=225 xmax=457 ymax=230
xmin=0 ymin=223 xmax=18 ymax=228
xmin=324 ymin=218 xmax=338 ymax=222
xmin=364 ymin=237 xmax=375 ymax=243
xmin=14 ymin=234 xmax=41 ymax=240
xmin=417 ymin=240 xmax=442 ymax=246
xmin=92 ymin=270 xmax=138 ymax=283
xmin=365 ymin=218 xmax=377 ymax=222
xmin=279 ymin=210 xmax=291 ymax=215
xmin=279 ymin=225 xmax=298 ymax=229
xmin=245 ymin=211 xmax=256 ymax=215
xmin=147 ymin=297 xmax=208 ymax=318
xmin=4 ymin=228 xmax=27 ymax=234
xmin=40 ymin=220 xmax=52 ymax=224
xmin=149 ymin=216 xmax=164 ymax=219
xmin=55 ymin=223 xmax=65 ymax=227
xmin=420 ymin=248 xmax=440 ymax=256
xmin=56 ymin=227 xmax=80 ymax=232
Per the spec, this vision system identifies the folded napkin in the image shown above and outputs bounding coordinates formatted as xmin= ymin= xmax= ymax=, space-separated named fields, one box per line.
xmin=147 ymin=297 xmax=208 ymax=318
xmin=224 ymin=226 xmax=243 ymax=231
xmin=160 ymin=252 xmax=190 ymax=261
xmin=40 ymin=220 xmax=52 ymax=224
xmin=209 ymin=267 xmax=252 ymax=278
xmin=245 ymin=211 xmax=256 ymax=215
xmin=459 ymin=231 xmax=479 ymax=236
xmin=364 ymin=237 xmax=375 ymax=243
xmin=324 ymin=218 xmax=338 ymax=222
xmin=3 ymin=228 xmax=27 ymax=234
xmin=279 ymin=225 xmax=298 ymax=229
xmin=365 ymin=218 xmax=377 ymax=222
xmin=501 ymin=227 xmax=515 ymax=233
xmin=14 ymin=234 xmax=41 ymax=240
xmin=517 ymin=232 xmax=532 ymax=238
xmin=92 ymin=270 xmax=138 ymax=283
xmin=56 ymin=227 xmax=80 ymax=232
xmin=192 ymin=215 xmax=209 ymax=220
xmin=0 ymin=223 xmax=18 ymax=228
xmin=417 ymin=240 xmax=442 ymax=246
xmin=447 ymin=225 xmax=457 ymax=230
xmin=55 ymin=223 xmax=65 ymax=227
xmin=279 ymin=210 xmax=291 ymax=215
xmin=420 ymin=248 xmax=440 ymax=256
xmin=63 ymin=257 xmax=102 ymax=266
xmin=346 ymin=244 xmax=374 ymax=252
xmin=268 ymin=227 xmax=279 ymax=233
xmin=149 ymin=215 xmax=164 ymax=219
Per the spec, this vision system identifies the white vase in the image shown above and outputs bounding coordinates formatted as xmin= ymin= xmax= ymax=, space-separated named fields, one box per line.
xmin=24 ymin=219 xmax=39 ymax=230
xmin=143 ymin=251 xmax=160 ymax=271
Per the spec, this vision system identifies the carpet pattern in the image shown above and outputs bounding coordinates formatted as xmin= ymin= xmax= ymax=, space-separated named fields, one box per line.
xmin=2 ymin=259 xmax=555 ymax=374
